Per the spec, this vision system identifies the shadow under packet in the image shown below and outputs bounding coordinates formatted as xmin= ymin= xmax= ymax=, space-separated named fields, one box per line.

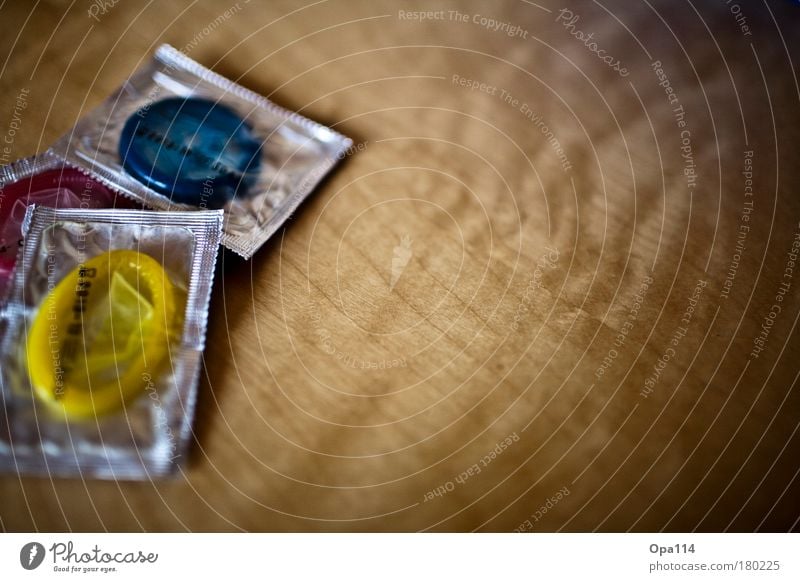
xmin=49 ymin=43 xmax=354 ymax=259
xmin=0 ymin=205 xmax=223 ymax=479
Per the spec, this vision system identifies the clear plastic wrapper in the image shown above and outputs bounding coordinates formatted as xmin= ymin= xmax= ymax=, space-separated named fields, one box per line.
xmin=51 ymin=43 xmax=353 ymax=258
xmin=0 ymin=152 xmax=136 ymax=299
xmin=0 ymin=205 xmax=223 ymax=478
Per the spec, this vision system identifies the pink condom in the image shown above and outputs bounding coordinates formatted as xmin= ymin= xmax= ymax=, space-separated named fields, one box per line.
xmin=0 ymin=168 xmax=133 ymax=295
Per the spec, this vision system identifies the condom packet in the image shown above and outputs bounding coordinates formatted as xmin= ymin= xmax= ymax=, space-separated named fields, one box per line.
xmin=50 ymin=43 xmax=353 ymax=259
xmin=0 ymin=151 xmax=137 ymax=301
xmin=0 ymin=205 xmax=223 ymax=478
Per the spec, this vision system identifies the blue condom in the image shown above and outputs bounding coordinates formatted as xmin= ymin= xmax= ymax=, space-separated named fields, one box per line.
xmin=119 ymin=97 xmax=262 ymax=207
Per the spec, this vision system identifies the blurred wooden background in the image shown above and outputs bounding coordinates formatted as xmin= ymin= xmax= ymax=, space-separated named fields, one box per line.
xmin=1 ymin=0 xmax=799 ymax=531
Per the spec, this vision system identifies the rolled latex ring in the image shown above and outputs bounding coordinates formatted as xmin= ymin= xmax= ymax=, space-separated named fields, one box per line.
xmin=26 ymin=249 xmax=178 ymax=418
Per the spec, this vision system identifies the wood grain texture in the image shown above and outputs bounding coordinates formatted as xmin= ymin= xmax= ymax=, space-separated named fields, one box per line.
xmin=1 ymin=0 xmax=799 ymax=532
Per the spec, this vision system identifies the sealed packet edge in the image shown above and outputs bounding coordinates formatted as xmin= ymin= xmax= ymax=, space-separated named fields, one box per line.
xmin=50 ymin=43 xmax=353 ymax=259
xmin=0 ymin=206 xmax=223 ymax=479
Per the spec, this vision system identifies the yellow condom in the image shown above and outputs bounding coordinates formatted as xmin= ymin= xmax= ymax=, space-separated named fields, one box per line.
xmin=27 ymin=249 xmax=179 ymax=418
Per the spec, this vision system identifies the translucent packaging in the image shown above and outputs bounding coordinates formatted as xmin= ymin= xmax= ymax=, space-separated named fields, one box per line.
xmin=51 ymin=43 xmax=353 ymax=258
xmin=0 ymin=152 xmax=135 ymax=299
xmin=0 ymin=205 xmax=223 ymax=478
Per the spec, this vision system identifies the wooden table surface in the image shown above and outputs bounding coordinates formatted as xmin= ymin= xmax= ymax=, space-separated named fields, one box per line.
xmin=1 ymin=0 xmax=799 ymax=532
